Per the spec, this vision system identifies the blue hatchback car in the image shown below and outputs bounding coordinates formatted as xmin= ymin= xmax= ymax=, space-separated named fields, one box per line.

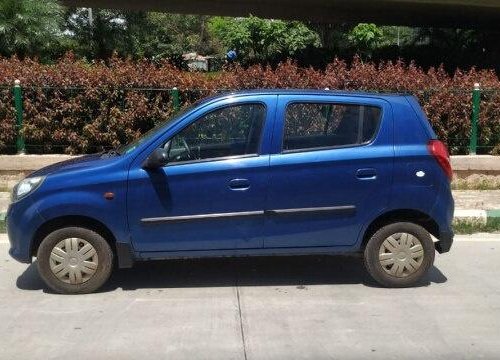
xmin=8 ymin=90 xmax=454 ymax=294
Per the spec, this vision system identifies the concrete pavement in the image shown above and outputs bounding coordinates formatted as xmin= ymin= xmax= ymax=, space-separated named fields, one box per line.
xmin=1 ymin=236 xmax=500 ymax=359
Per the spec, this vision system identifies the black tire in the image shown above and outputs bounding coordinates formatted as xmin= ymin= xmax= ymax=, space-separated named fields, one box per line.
xmin=37 ymin=227 xmax=114 ymax=294
xmin=364 ymin=222 xmax=435 ymax=288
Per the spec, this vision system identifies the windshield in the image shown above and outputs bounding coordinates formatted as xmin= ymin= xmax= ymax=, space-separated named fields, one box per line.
xmin=116 ymin=101 xmax=203 ymax=155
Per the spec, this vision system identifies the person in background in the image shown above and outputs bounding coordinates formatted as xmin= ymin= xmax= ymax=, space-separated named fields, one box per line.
xmin=226 ymin=49 xmax=237 ymax=63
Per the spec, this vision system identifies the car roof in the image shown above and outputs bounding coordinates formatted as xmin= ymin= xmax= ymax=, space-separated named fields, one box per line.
xmin=231 ymin=89 xmax=407 ymax=97
xmin=188 ymin=89 xmax=410 ymax=111
xmin=199 ymin=89 xmax=409 ymax=103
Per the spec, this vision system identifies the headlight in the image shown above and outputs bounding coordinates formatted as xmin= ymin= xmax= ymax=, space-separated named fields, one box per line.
xmin=12 ymin=176 xmax=45 ymax=202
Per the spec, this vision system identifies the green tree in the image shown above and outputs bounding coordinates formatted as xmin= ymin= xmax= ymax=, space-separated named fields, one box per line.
xmin=307 ymin=23 xmax=351 ymax=52
xmin=64 ymin=8 xmax=128 ymax=59
xmin=414 ymin=28 xmax=479 ymax=50
xmin=379 ymin=26 xmax=417 ymax=47
xmin=348 ymin=23 xmax=384 ymax=58
xmin=0 ymin=0 xmax=63 ymax=59
xmin=127 ymin=13 xmax=214 ymax=59
xmin=208 ymin=16 xmax=321 ymax=63
xmin=64 ymin=10 xmax=214 ymax=60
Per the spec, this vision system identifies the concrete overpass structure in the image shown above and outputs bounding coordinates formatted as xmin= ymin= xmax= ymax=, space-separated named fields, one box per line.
xmin=61 ymin=0 xmax=500 ymax=28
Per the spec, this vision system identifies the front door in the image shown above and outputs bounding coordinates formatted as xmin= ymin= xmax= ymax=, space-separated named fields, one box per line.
xmin=127 ymin=96 xmax=276 ymax=252
xmin=264 ymin=95 xmax=394 ymax=248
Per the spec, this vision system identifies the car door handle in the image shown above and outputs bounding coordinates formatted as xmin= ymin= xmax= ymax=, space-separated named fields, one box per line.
xmin=229 ymin=178 xmax=250 ymax=190
xmin=356 ymin=168 xmax=377 ymax=180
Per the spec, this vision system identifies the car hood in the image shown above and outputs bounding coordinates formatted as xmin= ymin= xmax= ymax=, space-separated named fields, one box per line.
xmin=29 ymin=154 xmax=112 ymax=177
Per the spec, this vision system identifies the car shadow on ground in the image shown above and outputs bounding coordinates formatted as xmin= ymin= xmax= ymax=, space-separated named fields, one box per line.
xmin=16 ymin=255 xmax=448 ymax=294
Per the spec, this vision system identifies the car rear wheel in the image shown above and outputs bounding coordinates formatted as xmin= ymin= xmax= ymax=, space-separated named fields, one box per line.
xmin=37 ymin=227 xmax=114 ymax=294
xmin=364 ymin=222 xmax=435 ymax=288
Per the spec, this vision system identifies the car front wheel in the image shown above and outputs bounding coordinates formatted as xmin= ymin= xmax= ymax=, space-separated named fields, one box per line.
xmin=364 ymin=222 xmax=435 ymax=288
xmin=37 ymin=227 xmax=114 ymax=294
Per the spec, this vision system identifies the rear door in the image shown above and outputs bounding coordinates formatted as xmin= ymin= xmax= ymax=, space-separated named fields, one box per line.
xmin=264 ymin=94 xmax=394 ymax=248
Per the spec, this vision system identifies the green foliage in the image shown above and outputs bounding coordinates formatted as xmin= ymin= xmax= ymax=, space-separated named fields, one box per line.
xmin=348 ymin=23 xmax=384 ymax=57
xmin=63 ymin=9 xmax=212 ymax=60
xmin=415 ymin=28 xmax=479 ymax=50
xmin=453 ymin=218 xmax=500 ymax=235
xmin=379 ymin=26 xmax=417 ymax=47
xmin=208 ymin=16 xmax=321 ymax=63
xmin=0 ymin=1 xmax=497 ymax=73
xmin=64 ymin=8 xmax=126 ymax=60
xmin=140 ymin=13 xmax=213 ymax=58
xmin=0 ymin=0 xmax=63 ymax=60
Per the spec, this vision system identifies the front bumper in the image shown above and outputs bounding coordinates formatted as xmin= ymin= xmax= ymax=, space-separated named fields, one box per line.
xmin=435 ymin=229 xmax=454 ymax=254
xmin=7 ymin=198 xmax=44 ymax=264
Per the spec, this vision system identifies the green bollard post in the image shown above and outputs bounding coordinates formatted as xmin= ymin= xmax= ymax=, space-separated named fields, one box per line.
xmin=469 ymin=83 xmax=480 ymax=155
xmin=171 ymin=87 xmax=180 ymax=112
xmin=13 ymin=79 xmax=25 ymax=154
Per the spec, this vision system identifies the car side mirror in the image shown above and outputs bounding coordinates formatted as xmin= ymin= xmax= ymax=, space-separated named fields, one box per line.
xmin=142 ymin=148 xmax=169 ymax=169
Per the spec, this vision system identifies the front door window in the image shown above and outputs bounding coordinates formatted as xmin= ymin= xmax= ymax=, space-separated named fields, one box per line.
xmin=167 ymin=103 xmax=266 ymax=163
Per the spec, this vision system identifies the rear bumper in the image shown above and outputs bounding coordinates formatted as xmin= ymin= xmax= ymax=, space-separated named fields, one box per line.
xmin=435 ymin=229 xmax=454 ymax=253
xmin=430 ymin=181 xmax=454 ymax=254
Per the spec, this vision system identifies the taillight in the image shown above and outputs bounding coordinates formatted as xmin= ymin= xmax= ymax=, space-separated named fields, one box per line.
xmin=428 ymin=140 xmax=452 ymax=180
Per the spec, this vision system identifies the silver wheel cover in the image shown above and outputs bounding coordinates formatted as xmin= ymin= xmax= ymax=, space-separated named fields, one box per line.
xmin=49 ymin=238 xmax=99 ymax=285
xmin=379 ymin=233 xmax=424 ymax=278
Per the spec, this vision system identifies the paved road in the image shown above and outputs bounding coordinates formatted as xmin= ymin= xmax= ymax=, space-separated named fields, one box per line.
xmin=1 ymin=235 xmax=500 ymax=359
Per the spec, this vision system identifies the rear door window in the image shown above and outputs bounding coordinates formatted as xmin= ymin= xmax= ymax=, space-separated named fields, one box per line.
xmin=283 ymin=103 xmax=381 ymax=152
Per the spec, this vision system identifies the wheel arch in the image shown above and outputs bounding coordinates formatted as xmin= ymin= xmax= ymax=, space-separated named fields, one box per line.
xmin=361 ymin=209 xmax=439 ymax=250
xmin=31 ymin=215 xmax=117 ymax=257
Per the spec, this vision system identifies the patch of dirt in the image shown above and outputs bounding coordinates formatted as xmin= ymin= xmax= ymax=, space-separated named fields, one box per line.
xmin=452 ymin=174 xmax=500 ymax=190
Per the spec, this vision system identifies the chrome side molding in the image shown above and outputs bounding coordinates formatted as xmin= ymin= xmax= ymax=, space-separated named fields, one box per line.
xmin=141 ymin=205 xmax=356 ymax=224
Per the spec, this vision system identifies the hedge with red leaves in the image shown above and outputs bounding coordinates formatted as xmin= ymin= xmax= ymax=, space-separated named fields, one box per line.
xmin=0 ymin=54 xmax=499 ymax=154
